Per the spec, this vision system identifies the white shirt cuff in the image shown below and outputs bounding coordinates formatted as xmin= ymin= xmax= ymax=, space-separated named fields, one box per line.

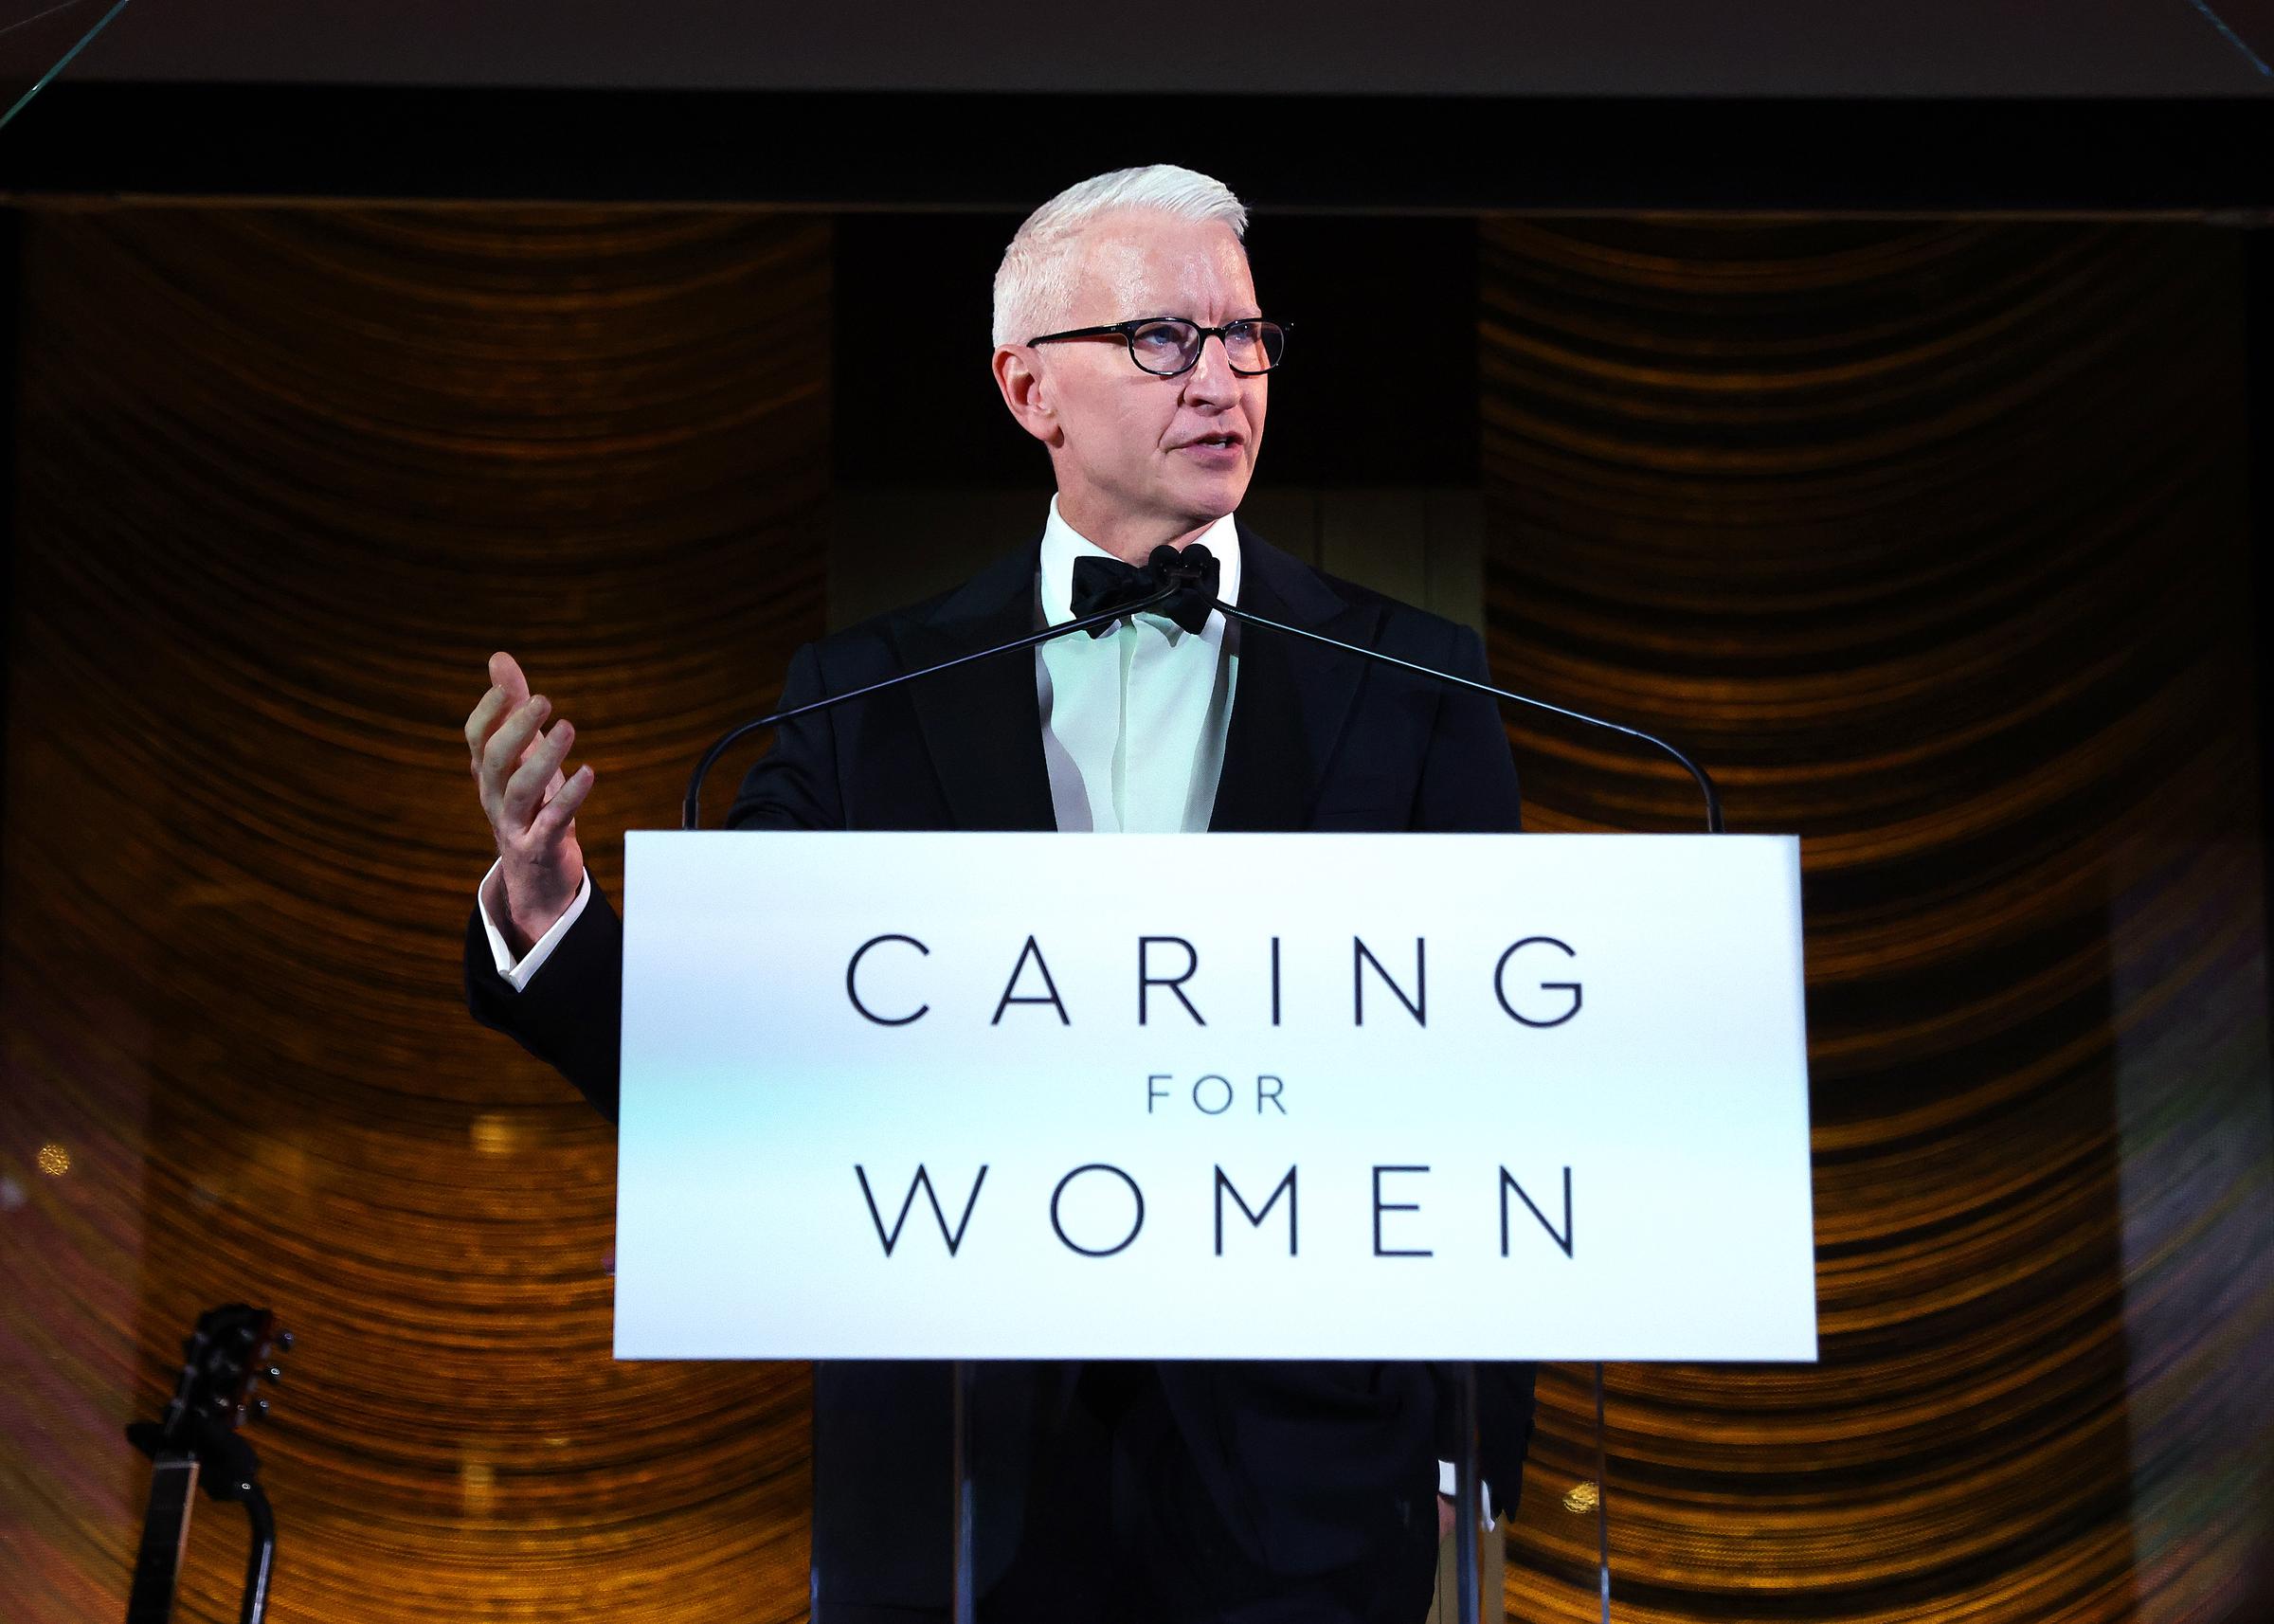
xmin=478 ymin=860 xmax=593 ymax=992
xmin=1437 ymin=1459 xmax=1497 ymax=1526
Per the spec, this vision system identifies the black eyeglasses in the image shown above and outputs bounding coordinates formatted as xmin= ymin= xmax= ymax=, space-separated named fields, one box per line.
xmin=1026 ymin=316 xmax=1290 ymax=377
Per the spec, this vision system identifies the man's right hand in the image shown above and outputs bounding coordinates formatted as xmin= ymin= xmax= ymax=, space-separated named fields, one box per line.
xmin=465 ymin=651 xmax=594 ymax=957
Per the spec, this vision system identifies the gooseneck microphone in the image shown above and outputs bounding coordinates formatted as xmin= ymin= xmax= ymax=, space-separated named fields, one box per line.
xmin=1175 ymin=556 xmax=1726 ymax=835
xmin=680 ymin=581 xmax=1186 ymax=829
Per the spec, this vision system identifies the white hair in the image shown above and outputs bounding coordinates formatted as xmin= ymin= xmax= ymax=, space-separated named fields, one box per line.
xmin=991 ymin=165 xmax=1249 ymax=349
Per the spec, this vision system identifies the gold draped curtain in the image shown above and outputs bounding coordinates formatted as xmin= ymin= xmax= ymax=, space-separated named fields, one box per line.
xmin=2 ymin=208 xmax=2268 ymax=1623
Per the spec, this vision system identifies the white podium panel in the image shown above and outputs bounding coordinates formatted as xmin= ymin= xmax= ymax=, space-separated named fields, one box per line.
xmin=614 ymin=831 xmax=1816 ymax=1362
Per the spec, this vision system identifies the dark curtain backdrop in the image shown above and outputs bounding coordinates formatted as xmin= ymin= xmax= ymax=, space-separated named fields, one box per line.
xmin=3 ymin=207 xmax=2270 ymax=1624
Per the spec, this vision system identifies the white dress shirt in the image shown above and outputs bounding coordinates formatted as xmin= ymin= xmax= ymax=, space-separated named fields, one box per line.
xmin=1036 ymin=497 xmax=1241 ymax=835
xmin=476 ymin=861 xmax=588 ymax=990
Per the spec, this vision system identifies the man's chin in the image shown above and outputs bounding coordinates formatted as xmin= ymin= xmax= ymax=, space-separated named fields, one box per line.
xmin=1168 ymin=468 xmax=1253 ymax=528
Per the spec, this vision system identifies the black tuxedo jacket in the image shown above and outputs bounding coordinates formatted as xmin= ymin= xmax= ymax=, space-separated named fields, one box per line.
xmin=465 ymin=524 xmax=1537 ymax=1615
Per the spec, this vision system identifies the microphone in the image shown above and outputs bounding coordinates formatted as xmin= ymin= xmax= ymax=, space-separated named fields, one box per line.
xmin=1149 ymin=545 xmax=1726 ymax=834
xmin=680 ymin=578 xmax=1186 ymax=828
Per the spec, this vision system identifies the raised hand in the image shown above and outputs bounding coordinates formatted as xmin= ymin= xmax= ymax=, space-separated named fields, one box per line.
xmin=465 ymin=651 xmax=594 ymax=956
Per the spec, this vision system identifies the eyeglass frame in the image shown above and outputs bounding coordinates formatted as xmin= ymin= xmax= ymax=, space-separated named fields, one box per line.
xmin=1023 ymin=316 xmax=1290 ymax=377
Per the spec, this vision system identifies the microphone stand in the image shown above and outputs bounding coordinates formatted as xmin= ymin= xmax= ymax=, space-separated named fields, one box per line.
xmin=681 ymin=558 xmax=1723 ymax=1624
xmin=1198 ymin=570 xmax=1724 ymax=1624
xmin=681 ymin=582 xmax=1180 ymax=1624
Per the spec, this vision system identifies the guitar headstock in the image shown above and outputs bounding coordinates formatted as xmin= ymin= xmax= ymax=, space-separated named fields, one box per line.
xmin=156 ymin=1304 xmax=290 ymax=1449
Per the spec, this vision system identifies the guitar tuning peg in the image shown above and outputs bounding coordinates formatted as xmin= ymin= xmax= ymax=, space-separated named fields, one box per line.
xmin=276 ymin=1330 xmax=295 ymax=1352
xmin=252 ymin=1398 xmax=272 ymax=1420
xmin=262 ymin=1365 xmax=284 ymax=1384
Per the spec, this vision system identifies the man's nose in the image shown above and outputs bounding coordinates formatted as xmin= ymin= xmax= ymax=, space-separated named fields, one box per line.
xmin=1182 ymin=334 xmax=1239 ymax=400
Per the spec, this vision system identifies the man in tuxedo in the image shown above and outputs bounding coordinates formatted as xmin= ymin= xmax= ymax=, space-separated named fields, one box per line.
xmin=463 ymin=165 xmax=1534 ymax=1622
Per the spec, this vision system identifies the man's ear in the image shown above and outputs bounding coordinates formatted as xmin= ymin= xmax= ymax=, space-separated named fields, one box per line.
xmin=992 ymin=346 xmax=1060 ymax=447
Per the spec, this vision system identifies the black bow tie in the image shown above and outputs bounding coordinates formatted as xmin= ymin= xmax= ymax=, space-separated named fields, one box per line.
xmin=1069 ymin=543 xmax=1221 ymax=637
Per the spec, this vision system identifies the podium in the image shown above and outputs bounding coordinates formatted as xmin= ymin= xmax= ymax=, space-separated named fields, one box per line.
xmin=613 ymin=830 xmax=1816 ymax=1619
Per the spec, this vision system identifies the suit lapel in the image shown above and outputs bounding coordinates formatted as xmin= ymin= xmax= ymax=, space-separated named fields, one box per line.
xmin=1209 ymin=525 xmax=1380 ymax=833
xmin=889 ymin=541 xmax=1057 ymax=833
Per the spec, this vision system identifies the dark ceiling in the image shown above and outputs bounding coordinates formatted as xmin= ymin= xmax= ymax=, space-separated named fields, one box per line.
xmin=51 ymin=0 xmax=2274 ymax=98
